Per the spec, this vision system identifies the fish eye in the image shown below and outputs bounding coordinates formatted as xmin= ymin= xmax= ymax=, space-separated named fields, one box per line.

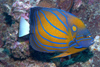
xmin=83 ymin=35 xmax=87 ymax=38
xmin=72 ymin=25 xmax=77 ymax=32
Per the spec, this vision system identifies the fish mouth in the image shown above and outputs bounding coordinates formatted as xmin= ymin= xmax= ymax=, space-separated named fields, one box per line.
xmin=89 ymin=38 xmax=94 ymax=45
xmin=90 ymin=41 xmax=94 ymax=45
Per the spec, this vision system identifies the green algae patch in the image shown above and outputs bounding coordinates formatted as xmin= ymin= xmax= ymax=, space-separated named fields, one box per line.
xmin=30 ymin=48 xmax=93 ymax=67
xmin=60 ymin=48 xmax=93 ymax=67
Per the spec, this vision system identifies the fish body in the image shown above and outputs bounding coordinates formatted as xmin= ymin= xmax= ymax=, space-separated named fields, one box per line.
xmin=20 ymin=7 xmax=94 ymax=58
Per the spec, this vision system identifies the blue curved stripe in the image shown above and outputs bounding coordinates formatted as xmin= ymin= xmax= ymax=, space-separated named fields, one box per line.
xmin=33 ymin=34 xmax=67 ymax=51
xmin=41 ymin=9 xmax=70 ymax=28
xmin=30 ymin=35 xmax=45 ymax=52
xmin=36 ymin=11 xmax=67 ymax=44
xmin=68 ymin=41 xmax=76 ymax=47
xmin=33 ymin=35 xmax=68 ymax=51
xmin=41 ymin=7 xmax=76 ymax=17
xmin=41 ymin=10 xmax=68 ymax=32
xmin=74 ymin=46 xmax=82 ymax=49
xmin=56 ymin=10 xmax=70 ymax=28
xmin=33 ymin=12 xmax=54 ymax=52
xmin=76 ymin=34 xmax=91 ymax=38
xmin=32 ymin=34 xmax=68 ymax=49
xmin=32 ymin=11 xmax=68 ymax=52
xmin=61 ymin=10 xmax=76 ymax=17
xmin=37 ymin=11 xmax=66 ymax=40
xmin=76 ymin=37 xmax=93 ymax=42
xmin=68 ymin=41 xmax=74 ymax=45
xmin=68 ymin=41 xmax=73 ymax=45
xmin=70 ymin=43 xmax=77 ymax=47
xmin=30 ymin=12 xmax=48 ymax=52
xmin=76 ymin=35 xmax=83 ymax=38
xmin=40 ymin=10 xmax=67 ymax=35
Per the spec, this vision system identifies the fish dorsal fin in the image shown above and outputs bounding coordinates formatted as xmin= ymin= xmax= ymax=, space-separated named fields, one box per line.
xmin=51 ymin=52 xmax=71 ymax=59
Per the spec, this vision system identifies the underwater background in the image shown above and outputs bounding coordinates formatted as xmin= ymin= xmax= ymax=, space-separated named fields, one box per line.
xmin=0 ymin=0 xmax=100 ymax=67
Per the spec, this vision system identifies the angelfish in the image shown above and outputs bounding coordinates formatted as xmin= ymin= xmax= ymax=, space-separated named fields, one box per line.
xmin=19 ymin=7 xmax=94 ymax=58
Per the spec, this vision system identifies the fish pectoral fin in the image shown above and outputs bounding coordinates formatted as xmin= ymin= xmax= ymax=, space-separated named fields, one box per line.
xmin=51 ymin=52 xmax=71 ymax=59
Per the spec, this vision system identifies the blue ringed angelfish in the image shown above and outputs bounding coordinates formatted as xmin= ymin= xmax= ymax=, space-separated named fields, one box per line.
xmin=19 ymin=7 xmax=94 ymax=58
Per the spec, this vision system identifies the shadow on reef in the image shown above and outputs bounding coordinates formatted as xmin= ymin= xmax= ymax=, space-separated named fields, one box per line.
xmin=29 ymin=47 xmax=93 ymax=67
xmin=2 ymin=12 xmax=17 ymax=26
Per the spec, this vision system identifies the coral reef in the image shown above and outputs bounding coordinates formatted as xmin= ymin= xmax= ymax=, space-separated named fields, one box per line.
xmin=10 ymin=0 xmax=31 ymax=20
xmin=0 ymin=48 xmax=14 ymax=67
xmin=1 ymin=22 xmax=30 ymax=59
xmin=73 ymin=0 xmax=83 ymax=10
xmin=0 ymin=0 xmax=100 ymax=67
xmin=56 ymin=0 xmax=73 ymax=11
xmin=37 ymin=0 xmax=57 ymax=8
xmin=90 ymin=35 xmax=100 ymax=51
xmin=10 ymin=41 xmax=30 ymax=59
xmin=3 ymin=0 xmax=41 ymax=22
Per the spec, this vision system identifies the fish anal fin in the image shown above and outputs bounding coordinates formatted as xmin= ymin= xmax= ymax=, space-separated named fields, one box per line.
xmin=51 ymin=52 xmax=71 ymax=59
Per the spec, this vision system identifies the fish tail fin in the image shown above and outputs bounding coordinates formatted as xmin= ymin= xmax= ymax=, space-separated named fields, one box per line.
xmin=51 ymin=52 xmax=71 ymax=59
xmin=19 ymin=17 xmax=30 ymax=37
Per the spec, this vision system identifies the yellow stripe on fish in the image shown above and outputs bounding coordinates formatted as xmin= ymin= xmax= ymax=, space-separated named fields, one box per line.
xmin=29 ymin=7 xmax=94 ymax=58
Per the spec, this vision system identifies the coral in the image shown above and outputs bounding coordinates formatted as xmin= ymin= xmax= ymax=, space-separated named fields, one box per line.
xmin=73 ymin=0 xmax=83 ymax=10
xmin=37 ymin=0 xmax=57 ymax=8
xmin=3 ymin=0 xmax=41 ymax=23
xmin=0 ymin=23 xmax=7 ymax=47
xmin=90 ymin=35 xmax=100 ymax=51
xmin=88 ymin=0 xmax=95 ymax=5
xmin=2 ymin=23 xmax=18 ymax=44
xmin=1 ymin=21 xmax=30 ymax=59
xmin=11 ymin=0 xmax=31 ymax=20
xmin=0 ymin=39 xmax=3 ymax=48
xmin=56 ymin=0 xmax=73 ymax=11
xmin=10 ymin=41 xmax=30 ymax=59
xmin=10 ymin=0 xmax=40 ymax=21
xmin=0 ymin=48 xmax=14 ymax=67
xmin=17 ymin=58 xmax=56 ymax=67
